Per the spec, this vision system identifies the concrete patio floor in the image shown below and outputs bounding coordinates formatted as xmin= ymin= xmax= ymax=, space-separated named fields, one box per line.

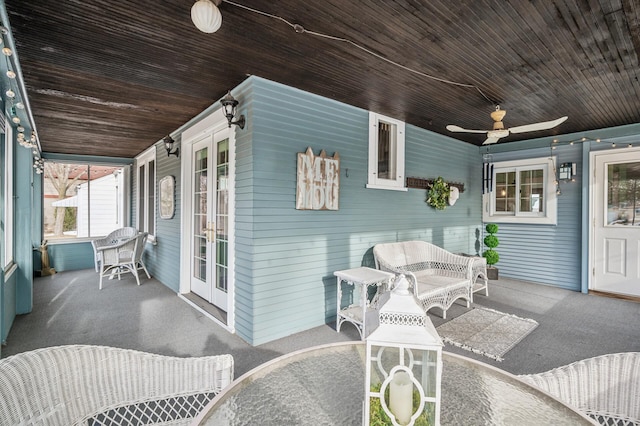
xmin=2 ymin=268 xmax=639 ymax=378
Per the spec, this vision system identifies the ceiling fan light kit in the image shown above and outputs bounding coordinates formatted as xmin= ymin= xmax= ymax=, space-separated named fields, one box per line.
xmin=447 ymin=105 xmax=568 ymax=145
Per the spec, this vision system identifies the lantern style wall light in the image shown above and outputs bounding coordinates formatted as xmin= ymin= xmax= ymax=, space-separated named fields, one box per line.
xmin=558 ymin=162 xmax=576 ymax=181
xmin=163 ymin=135 xmax=179 ymax=158
xmin=364 ymin=275 xmax=443 ymax=426
xmin=220 ymin=91 xmax=246 ymax=129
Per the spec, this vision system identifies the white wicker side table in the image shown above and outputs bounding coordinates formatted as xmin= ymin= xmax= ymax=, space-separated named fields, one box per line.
xmin=334 ymin=267 xmax=395 ymax=340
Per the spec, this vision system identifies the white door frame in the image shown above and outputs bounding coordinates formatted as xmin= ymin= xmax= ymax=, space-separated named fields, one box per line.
xmin=179 ymin=108 xmax=236 ymax=333
xmin=589 ymin=146 xmax=640 ymax=296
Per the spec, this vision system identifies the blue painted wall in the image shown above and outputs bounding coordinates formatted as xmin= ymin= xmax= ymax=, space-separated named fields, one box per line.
xmin=234 ymin=77 xmax=482 ymax=345
xmin=1 ymin=114 xmax=36 ymax=347
xmin=0 ymin=130 xmax=5 ymax=355
xmin=2 ymin=269 xmax=15 ymax=345
xmin=47 ymin=242 xmax=95 ymax=272
xmin=13 ymin=132 xmax=34 ymax=314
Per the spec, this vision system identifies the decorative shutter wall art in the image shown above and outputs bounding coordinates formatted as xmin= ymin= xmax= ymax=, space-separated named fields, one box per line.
xmin=296 ymin=147 xmax=340 ymax=210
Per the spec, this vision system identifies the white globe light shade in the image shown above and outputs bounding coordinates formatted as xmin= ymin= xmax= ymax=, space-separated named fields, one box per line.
xmin=191 ymin=0 xmax=222 ymax=33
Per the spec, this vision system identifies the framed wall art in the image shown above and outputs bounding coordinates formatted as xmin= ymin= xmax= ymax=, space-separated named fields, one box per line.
xmin=159 ymin=175 xmax=175 ymax=219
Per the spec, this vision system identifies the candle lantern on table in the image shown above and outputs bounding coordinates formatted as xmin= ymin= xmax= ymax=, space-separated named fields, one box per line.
xmin=364 ymin=275 xmax=443 ymax=426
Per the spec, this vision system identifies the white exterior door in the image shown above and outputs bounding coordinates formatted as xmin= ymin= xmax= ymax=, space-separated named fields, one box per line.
xmin=592 ymin=149 xmax=640 ymax=297
xmin=189 ymin=131 xmax=231 ymax=312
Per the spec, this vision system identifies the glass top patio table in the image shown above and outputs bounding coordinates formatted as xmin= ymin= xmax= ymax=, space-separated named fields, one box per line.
xmin=195 ymin=342 xmax=596 ymax=425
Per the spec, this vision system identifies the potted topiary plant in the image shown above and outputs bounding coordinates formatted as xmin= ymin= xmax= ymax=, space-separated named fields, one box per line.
xmin=483 ymin=223 xmax=499 ymax=280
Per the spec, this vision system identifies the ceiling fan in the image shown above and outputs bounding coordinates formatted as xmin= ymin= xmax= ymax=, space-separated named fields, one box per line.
xmin=446 ymin=106 xmax=568 ymax=145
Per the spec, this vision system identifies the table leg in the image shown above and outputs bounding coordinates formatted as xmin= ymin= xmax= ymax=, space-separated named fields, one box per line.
xmin=361 ymin=282 xmax=368 ymax=340
xmin=336 ymin=277 xmax=342 ymax=333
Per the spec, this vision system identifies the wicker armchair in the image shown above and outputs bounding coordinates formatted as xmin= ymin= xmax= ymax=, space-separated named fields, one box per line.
xmin=519 ymin=352 xmax=640 ymax=426
xmin=97 ymin=232 xmax=150 ymax=289
xmin=373 ymin=241 xmax=474 ymax=318
xmin=0 ymin=345 xmax=234 ymax=426
xmin=91 ymin=227 xmax=138 ymax=272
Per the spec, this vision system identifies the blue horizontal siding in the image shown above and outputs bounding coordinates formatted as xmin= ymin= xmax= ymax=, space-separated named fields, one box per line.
xmin=141 ymin=143 xmax=182 ymax=292
xmin=485 ymin=144 xmax=582 ymax=291
xmin=236 ymin=77 xmax=482 ymax=345
xmin=47 ymin=242 xmax=95 ymax=272
xmin=2 ymin=270 xmax=16 ymax=344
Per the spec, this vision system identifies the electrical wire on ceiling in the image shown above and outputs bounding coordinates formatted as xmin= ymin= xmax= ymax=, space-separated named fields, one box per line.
xmin=222 ymin=0 xmax=495 ymax=104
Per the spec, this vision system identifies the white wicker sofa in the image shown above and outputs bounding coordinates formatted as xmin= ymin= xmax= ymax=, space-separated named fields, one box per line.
xmin=373 ymin=240 xmax=474 ymax=319
xmin=519 ymin=352 xmax=640 ymax=426
xmin=0 ymin=345 xmax=234 ymax=426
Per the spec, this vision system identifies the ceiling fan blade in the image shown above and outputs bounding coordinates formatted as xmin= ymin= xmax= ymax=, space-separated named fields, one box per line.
xmin=509 ymin=116 xmax=568 ymax=134
xmin=446 ymin=125 xmax=488 ymax=134
xmin=482 ymin=136 xmax=501 ymax=145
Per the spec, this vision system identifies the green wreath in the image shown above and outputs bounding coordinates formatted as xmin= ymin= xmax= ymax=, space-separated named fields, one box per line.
xmin=426 ymin=177 xmax=450 ymax=210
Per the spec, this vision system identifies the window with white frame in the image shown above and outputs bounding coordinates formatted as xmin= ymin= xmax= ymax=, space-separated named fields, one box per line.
xmin=3 ymin=116 xmax=13 ymax=268
xmin=136 ymin=148 xmax=156 ymax=236
xmin=367 ymin=112 xmax=406 ymax=190
xmin=483 ymin=157 xmax=557 ymax=225
xmin=43 ymin=161 xmax=128 ymax=240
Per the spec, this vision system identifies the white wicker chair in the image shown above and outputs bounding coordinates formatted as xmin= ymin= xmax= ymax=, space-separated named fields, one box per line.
xmin=0 ymin=345 xmax=234 ymax=426
xmin=91 ymin=227 xmax=138 ymax=272
xmin=519 ymin=352 xmax=640 ymax=426
xmin=97 ymin=232 xmax=150 ymax=289
xmin=373 ymin=241 xmax=474 ymax=318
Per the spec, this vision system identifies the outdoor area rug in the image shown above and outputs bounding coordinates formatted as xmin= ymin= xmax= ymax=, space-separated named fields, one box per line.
xmin=436 ymin=307 xmax=539 ymax=362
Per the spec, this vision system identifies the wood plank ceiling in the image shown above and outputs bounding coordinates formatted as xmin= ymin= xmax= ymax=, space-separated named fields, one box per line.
xmin=5 ymin=0 xmax=640 ymax=158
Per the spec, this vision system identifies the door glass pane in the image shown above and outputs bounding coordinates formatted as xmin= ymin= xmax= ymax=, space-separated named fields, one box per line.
xmin=377 ymin=121 xmax=396 ymax=179
xmin=519 ymin=168 xmax=544 ymax=213
xmin=495 ymin=171 xmax=516 ymax=213
xmin=607 ymin=162 xmax=640 ymax=225
xmin=216 ymin=139 xmax=229 ymax=293
xmin=193 ymin=147 xmax=208 ymax=281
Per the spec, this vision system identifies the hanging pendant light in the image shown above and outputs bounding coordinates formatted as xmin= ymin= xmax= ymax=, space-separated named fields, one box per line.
xmin=191 ymin=0 xmax=223 ymax=33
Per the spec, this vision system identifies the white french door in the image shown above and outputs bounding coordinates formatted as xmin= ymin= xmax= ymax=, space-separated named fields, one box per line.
xmin=189 ymin=131 xmax=231 ymax=312
xmin=592 ymin=149 xmax=640 ymax=297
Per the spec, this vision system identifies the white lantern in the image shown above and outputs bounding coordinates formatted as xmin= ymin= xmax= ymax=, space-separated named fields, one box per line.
xmin=364 ymin=275 xmax=443 ymax=426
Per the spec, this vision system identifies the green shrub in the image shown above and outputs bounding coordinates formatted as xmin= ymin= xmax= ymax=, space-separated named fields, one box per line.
xmin=483 ymin=250 xmax=499 ymax=265
xmin=483 ymin=235 xmax=499 ymax=249
xmin=485 ymin=223 xmax=499 ymax=234
xmin=63 ymin=207 xmax=77 ymax=232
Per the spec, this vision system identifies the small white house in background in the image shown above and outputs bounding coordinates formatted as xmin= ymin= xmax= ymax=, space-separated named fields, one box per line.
xmin=52 ymin=171 xmax=125 ymax=238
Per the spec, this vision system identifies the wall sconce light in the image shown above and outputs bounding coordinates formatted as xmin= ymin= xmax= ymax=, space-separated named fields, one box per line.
xmin=163 ymin=135 xmax=179 ymax=158
xmin=220 ymin=91 xmax=246 ymax=129
xmin=191 ymin=0 xmax=222 ymax=33
xmin=559 ymin=162 xmax=576 ymax=181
